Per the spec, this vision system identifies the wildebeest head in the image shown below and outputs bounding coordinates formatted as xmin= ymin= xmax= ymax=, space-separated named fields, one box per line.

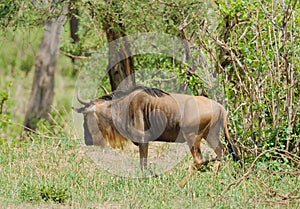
xmin=73 ymin=90 xmax=127 ymax=148
xmin=72 ymin=91 xmax=108 ymax=147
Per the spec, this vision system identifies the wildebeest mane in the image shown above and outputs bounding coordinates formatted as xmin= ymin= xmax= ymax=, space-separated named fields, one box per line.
xmin=99 ymin=86 xmax=169 ymax=100
xmin=136 ymin=86 xmax=169 ymax=97
xmin=102 ymin=126 xmax=128 ymax=149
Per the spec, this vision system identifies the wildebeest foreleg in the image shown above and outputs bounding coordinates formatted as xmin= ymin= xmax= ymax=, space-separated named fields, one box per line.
xmin=133 ymin=109 xmax=150 ymax=172
xmin=139 ymin=143 xmax=149 ymax=171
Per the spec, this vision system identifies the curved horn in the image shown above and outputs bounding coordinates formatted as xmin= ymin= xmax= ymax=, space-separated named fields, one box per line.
xmin=101 ymin=85 xmax=109 ymax=94
xmin=77 ymin=89 xmax=90 ymax=105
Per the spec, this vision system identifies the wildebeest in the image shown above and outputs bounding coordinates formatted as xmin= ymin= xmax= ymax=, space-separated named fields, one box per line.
xmin=73 ymin=86 xmax=239 ymax=171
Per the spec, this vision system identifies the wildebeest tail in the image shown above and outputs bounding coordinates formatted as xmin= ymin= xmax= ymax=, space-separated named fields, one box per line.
xmin=221 ymin=107 xmax=240 ymax=161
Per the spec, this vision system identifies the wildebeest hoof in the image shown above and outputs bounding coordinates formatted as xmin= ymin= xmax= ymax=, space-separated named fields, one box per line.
xmin=141 ymin=168 xmax=157 ymax=178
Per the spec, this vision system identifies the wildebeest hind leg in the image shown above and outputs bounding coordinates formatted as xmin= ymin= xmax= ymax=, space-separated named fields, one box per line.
xmin=192 ymin=137 xmax=207 ymax=169
xmin=184 ymin=133 xmax=206 ymax=169
xmin=206 ymin=124 xmax=224 ymax=161
xmin=179 ymin=133 xmax=204 ymax=187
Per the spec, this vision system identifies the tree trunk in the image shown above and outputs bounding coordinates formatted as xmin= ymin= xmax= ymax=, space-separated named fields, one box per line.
xmin=22 ymin=6 xmax=68 ymax=134
xmin=103 ymin=2 xmax=135 ymax=91
xmin=106 ymin=30 xmax=135 ymax=91
xmin=69 ymin=5 xmax=79 ymax=63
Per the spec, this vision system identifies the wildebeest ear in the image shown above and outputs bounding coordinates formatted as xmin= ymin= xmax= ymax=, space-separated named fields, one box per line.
xmin=83 ymin=113 xmax=107 ymax=147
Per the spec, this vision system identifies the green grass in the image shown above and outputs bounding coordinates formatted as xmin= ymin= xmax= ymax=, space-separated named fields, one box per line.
xmin=0 ymin=134 xmax=299 ymax=208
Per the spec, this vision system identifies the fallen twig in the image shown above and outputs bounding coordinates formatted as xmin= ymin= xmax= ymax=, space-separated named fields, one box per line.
xmin=220 ymin=149 xmax=275 ymax=194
